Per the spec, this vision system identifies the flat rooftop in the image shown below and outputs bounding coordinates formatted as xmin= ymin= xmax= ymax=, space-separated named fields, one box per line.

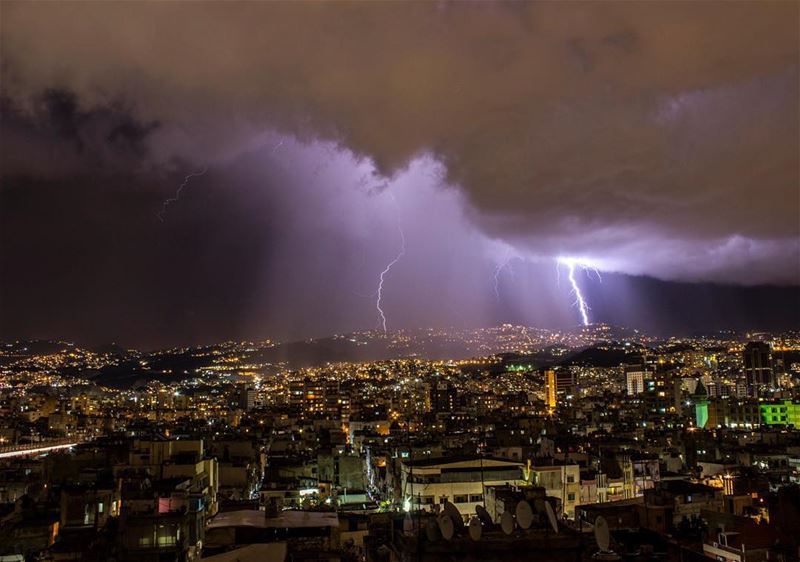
xmin=207 ymin=509 xmax=339 ymax=530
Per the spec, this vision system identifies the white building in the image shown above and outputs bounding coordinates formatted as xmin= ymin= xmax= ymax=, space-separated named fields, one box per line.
xmin=625 ymin=368 xmax=646 ymax=396
xmin=399 ymin=455 xmax=525 ymax=518
xmin=527 ymin=463 xmax=581 ymax=518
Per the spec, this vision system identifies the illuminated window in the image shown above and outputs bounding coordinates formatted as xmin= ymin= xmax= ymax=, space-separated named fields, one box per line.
xmin=158 ymin=535 xmax=176 ymax=547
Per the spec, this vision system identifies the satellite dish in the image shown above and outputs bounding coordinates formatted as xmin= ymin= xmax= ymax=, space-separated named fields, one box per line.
xmin=476 ymin=504 xmax=494 ymax=526
xmin=438 ymin=514 xmax=455 ymax=541
xmin=425 ymin=518 xmax=441 ymax=542
xmin=544 ymin=502 xmax=559 ymax=534
xmin=468 ymin=516 xmax=483 ymax=541
xmin=594 ymin=516 xmax=610 ymax=552
xmin=516 ymin=500 xmax=534 ymax=530
xmin=443 ymin=501 xmax=465 ymax=532
xmin=501 ymin=510 xmax=515 ymax=535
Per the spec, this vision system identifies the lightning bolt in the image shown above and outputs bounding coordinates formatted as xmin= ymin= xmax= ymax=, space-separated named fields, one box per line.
xmin=493 ymin=249 xmax=514 ymax=301
xmin=565 ymin=261 xmax=590 ymax=326
xmin=157 ymin=167 xmax=208 ymax=222
xmin=376 ymin=192 xmax=405 ymax=334
xmin=557 ymin=257 xmax=599 ymax=326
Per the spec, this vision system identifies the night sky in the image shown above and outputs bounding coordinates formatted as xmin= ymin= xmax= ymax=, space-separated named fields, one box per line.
xmin=1 ymin=2 xmax=798 ymax=349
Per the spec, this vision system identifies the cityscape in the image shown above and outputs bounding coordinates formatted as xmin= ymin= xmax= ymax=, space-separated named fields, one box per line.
xmin=1 ymin=2 xmax=799 ymax=562
xmin=0 ymin=326 xmax=799 ymax=561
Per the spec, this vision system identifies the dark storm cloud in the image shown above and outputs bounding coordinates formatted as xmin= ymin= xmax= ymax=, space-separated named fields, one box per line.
xmin=0 ymin=151 xmax=280 ymax=349
xmin=1 ymin=90 xmax=160 ymax=178
xmin=2 ymin=1 xmax=798 ymax=284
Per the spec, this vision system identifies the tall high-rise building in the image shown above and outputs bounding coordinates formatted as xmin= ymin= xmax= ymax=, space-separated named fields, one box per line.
xmin=735 ymin=380 xmax=749 ymax=399
xmin=544 ymin=369 xmax=557 ymax=409
xmin=743 ymin=341 xmax=774 ymax=396
xmin=672 ymin=378 xmax=683 ymax=411
xmin=304 ymin=379 xmax=326 ymax=415
xmin=324 ymin=380 xmax=351 ymax=420
xmin=556 ymin=369 xmax=577 ymax=395
xmin=324 ymin=380 xmax=341 ymax=417
xmin=289 ymin=379 xmax=305 ymax=411
xmin=429 ymin=381 xmax=457 ymax=413
xmin=625 ymin=366 xmax=646 ymax=396
xmin=288 ymin=378 xmax=348 ymax=418
xmin=238 ymin=385 xmax=256 ymax=411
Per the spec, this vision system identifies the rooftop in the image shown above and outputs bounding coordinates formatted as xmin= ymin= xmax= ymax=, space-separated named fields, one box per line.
xmin=207 ymin=509 xmax=339 ymax=530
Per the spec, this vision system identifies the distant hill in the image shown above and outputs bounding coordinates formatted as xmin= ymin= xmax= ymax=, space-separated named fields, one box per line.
xmin=559 ymin=344 xmax=649 ymax=368
xmin=0 ymin=325 xmax=684 ymax=388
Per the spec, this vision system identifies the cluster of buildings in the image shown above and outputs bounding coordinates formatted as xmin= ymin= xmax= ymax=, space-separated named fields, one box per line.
xmin=0 ymin=327 xmax=798 ymax=561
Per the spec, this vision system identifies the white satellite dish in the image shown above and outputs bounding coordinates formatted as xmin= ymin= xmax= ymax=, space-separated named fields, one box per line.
xmin=476 ymin=504 xmax=494 ymax=526
xmin=544 ymin=502 xmax=559 ymax=534
xmin=425 ymin=518 xmax=441 ymax=542
xmin=501 ymin=510 xmax=515 ymax=535
xmin=438 ymin=514 xmax=455 ymax=541
xmin=443 ymin=501 xmax=465 ymax=532
xmin=515 ymin=500 xmax=534 ymax=530
xmin=594 ymin=516 xmax=610 ymax=552
xmin=468 ymin=516 xmax=483 ymax=541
